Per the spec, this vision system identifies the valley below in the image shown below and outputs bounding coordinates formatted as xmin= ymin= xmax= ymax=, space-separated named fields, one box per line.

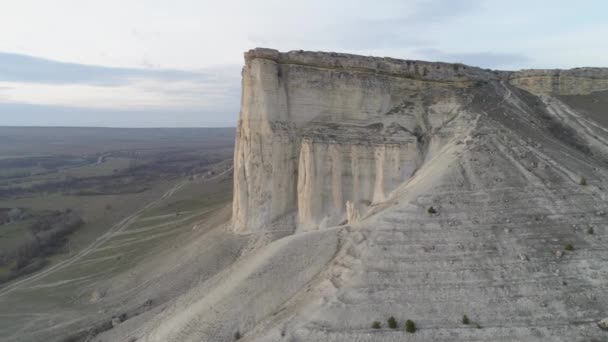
xmin=0 ymin=127 xmax=235 ymax=341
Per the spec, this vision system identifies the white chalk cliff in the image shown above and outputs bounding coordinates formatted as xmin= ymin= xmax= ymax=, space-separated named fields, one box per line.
xmin=233 ymin=48 xmax=499 ymax=233
xmin=112 ymin=49 xmax=608 ymax=342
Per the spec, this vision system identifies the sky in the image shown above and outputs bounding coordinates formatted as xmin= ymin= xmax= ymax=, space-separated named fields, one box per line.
xmin=0 ymin=0 xmax=606 ymax=127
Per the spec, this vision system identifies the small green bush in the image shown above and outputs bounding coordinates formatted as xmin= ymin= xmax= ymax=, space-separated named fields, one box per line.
xmin=475 ymin=323 xmax=482 ymax=329
xmin=387 ymin=316 xmax=398 ymax=329
xmin=580 ymin=176 xmax=587 ymax=185
xmin=405 ymin=320 xmax=416 ymax=333
xmin=565 ymin=244 xmax=574 ymax=251
xmin=427 ymin=206 xmax=437 ymax=214
xmin=372 ymin=321 xmax=382 ymax=329
xmin=234 ymin=331 xmax=241 ymax=340
xmin=462 ymin=315 xmax=470 ymax=325
xmin=587 ymin=227 xmax=594 ymax=235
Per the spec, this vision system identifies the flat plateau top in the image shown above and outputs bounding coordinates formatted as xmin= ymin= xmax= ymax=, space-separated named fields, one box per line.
xmin=245 ymin=47 xmax=608 ymax=81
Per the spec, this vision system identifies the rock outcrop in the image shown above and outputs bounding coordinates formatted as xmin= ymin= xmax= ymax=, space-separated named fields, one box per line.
xmin=233 ymin=48 xmax=501 ymax=233
xmin=234 ymin=49 xmax=608 ymax=234
xmin=97 ymin=49 xmax=608 ymax=342
xmin=509 ymin=68 xmax=608 ymax=95
xmin=212 ymin=51 xmax=608 ymax=342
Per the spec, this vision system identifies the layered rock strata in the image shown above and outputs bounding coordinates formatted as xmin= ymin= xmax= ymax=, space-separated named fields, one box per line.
xmin=509 ymin=68 xmax=608 ymax=95
xmin=233 ymin=48 xmax=500 ymax=233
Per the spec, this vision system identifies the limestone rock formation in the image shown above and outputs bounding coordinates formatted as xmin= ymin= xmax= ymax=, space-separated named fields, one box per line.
xmin=223 ymin=49 xmax=608 ymax=342
xmin=509 ymin=68 xmax=608 ymax=95
xmin=94 ymin=49 xmax=608 ymax=342
xmin=233 ymin=49 xmax=608 ymax=235
xmin=233 ymin=48 xmax=500 ymax=233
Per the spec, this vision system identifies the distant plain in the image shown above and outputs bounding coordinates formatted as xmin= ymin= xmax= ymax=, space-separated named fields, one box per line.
xmin=0 ymin=127 xmax=234 ymax=285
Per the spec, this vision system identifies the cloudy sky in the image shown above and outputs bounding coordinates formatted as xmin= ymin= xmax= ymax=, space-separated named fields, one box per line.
xmin=1 ymin=0 xmax=606 ymax=127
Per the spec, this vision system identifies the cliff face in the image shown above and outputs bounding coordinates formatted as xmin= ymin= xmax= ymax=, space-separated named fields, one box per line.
xmin=233 ymin=48 xmax=501 ymax=233
xmin=132 ymin=49 xmax=608 ymax=342
xmin=509 ymin=68 xmax=608 ymax=95
xmin=233 ymin=49 xmax=608 ymax=234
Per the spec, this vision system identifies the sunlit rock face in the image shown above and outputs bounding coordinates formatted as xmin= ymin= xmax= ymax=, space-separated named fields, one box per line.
xmin=232 ymin=48 xmax=499 ymax=233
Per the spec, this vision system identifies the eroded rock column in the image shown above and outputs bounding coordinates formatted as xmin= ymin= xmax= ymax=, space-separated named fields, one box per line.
xmin=232 ymin=54 xmax=296 ymax=233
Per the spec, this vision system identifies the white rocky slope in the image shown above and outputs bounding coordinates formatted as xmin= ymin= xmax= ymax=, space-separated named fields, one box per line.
xmin=97 ymin=49 xmax=608 ymax=342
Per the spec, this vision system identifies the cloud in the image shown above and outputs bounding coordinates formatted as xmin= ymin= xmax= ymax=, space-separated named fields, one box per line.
xmin=0 ymin=52 xmax=223 ymax=86
xmin=0 ymin=52 xmax=242 ymax=118
xmin=246 ymin=0 xmax=484 ymax=51
xmin=0 ymin=74 xmax=241 ymax=112
xmin=0 ymin=86 xmax=12 ymax=101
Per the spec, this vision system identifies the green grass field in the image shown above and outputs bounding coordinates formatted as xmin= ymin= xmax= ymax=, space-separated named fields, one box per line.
xmin=0 ymin=220 xmax=33 ymax=250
